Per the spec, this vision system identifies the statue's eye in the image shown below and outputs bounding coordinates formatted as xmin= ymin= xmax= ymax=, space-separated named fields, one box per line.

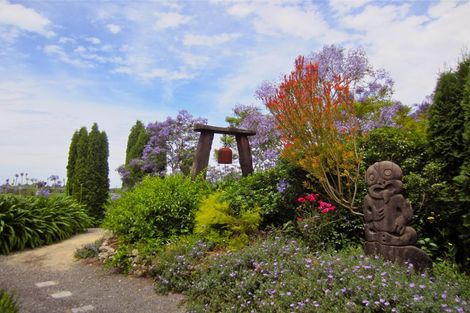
xmin=384 ymin=169 xmax=392 ymax=176
xmin=369 ymin=174 xmax=375 ymax=181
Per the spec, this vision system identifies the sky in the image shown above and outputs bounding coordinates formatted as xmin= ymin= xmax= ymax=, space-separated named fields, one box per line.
xmin=0 ymin=0 xmax=469 ymax=188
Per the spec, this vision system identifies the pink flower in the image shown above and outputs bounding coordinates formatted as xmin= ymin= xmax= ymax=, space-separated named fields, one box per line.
xmin=321 ymin=208 xmax=329 ymax=214
xmin=297 ymin=217 xmax=304 ymax=222
xmin=297 ymin=197 xmax=306 ymax=203
xmin=305 ymin=194 xmax=317 ymax=202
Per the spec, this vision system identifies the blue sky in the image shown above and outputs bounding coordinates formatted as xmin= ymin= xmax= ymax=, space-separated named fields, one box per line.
xmin=0 ymin=0 xmax=469 ymax=188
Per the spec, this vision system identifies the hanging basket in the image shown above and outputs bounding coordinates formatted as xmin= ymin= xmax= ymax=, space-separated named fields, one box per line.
xmin=218 ymin=147 xmax=232 ymax=164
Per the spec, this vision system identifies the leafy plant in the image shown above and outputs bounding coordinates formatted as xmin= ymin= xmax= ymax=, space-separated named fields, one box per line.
xmin=219 ymin=160 xmax=308 ymax=227
xmin=0 ymin=290 xmax=18 ymax=313
xmin=182 ymin=236 xmax=469 ymax=313
xmin=0 ymin=194 xmax=93 ymax=254
xmin=103 ymin=174 xmax=209 ymax=248
xmin=194 ymin=193 xmax=261 ymax=250
xmin=152 ymin=236 xmax=213 ymax=294
xmin=74 ymin=238 xmax=104 ymax=259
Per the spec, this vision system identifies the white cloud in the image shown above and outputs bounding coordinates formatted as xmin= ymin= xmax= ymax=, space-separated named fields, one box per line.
xmin=223 ymin=2 xmax=347 ymax=42
xmin=329 ymin=0 xmax=371 ymax=14
xmin=58 ymin=36 xmax=76 ymax=44
xmin=114 ymin=65 xmax=192 ymax=80
xmin=339 ymin=0 xmax=470 ymax=104
xmin=0 ymin=77 xmax=171 ymax=188
xmin=154 ymin=12 xmax=192 ymax=30
xmin=0 ymin=0 xmax=55 ymax=38
xmin=85 ymin=37 xmax=101 ymax=45
xmin=183 ymin=32 xmax=241 ymax=46
xmin=179 ymin=52 xmax=210 ymax=68
xmin=106 ymin=23 xmax=121 ymax=34
xmin=226 ymin=3 xmax=256 ymax=17
xmin=44 ymin=45 xmax=93 ymax=68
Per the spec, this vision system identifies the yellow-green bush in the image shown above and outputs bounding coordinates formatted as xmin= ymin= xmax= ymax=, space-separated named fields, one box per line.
xmin=195 ymin=193 xmax=261 ymax=250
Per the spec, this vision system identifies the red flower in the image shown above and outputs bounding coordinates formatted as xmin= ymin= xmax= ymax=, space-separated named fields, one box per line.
xmin=297 ymin=197 xmax=306 ymax=203
xmin=297 ymin=217 xmax=304 ymax=222
xmin=305 ymin=194 xmax=317 ymax=202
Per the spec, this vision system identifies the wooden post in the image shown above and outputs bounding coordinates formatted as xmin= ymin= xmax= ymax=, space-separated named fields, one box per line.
xmin=191 ymin=131 xmax=214 ymax=179
xmin=236 ymin=135 xmax=254 ymax=176
xmin=191 ymin=124 xmax=256 ymax=180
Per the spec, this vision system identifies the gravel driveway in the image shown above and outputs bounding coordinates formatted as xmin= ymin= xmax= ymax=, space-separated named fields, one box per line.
xmin=0 ymin=229 xmax=185 ymax=313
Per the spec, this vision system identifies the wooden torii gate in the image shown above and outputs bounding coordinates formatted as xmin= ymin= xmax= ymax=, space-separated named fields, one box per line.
xmin=191 ymin=124 xmax=256 ymax=179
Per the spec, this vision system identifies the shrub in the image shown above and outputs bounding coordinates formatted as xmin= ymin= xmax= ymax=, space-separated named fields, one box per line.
xmin=74 ymin=238 xmax=104 ymax=259
xmin=103 ymin=174 xmax=209 ymax=247
xmin=0 ymin=194 xmax=93 ymax=254
xmin=183 ymin=236 xmax=469 ymax=313
xmin=194 ymin=193 xmax=261 ymax=250
xmin=219 ymin=160 xmax=308 ymax=227
xmin=294 ymin=193 xmax=361 ymax=250
xmin=0 ymin=290 xmax=18 ymax=313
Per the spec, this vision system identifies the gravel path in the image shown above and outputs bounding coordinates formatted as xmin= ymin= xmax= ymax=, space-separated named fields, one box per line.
xmin=0 ymin=229 xmax=185 ymax=313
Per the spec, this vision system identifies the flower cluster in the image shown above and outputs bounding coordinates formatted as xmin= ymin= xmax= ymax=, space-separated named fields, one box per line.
xmin=181 ymin=236 xmax=469 ymax=313
xmin=296 ymin=193 xmax=336 ymax=218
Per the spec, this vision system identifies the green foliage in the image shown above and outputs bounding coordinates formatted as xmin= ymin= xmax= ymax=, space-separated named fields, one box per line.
xmin=195 ymin=193 xmax=261 ymax=250
xmin=65 ymin=130 xmax=80 ymax=195
xmin=152 ymin=236 xmax=213 ymax=294
xmin=103 ymin=175 xmax=209 ymax=248
xmin=0 ymin=194 xmax=92 ymax=254
xmin=125 ymin=120 xmax=148 ymax=164
xmin=0 ymin=290 xmax=18 ymax=313
xmin=84 ymin=123 xmax=109 ymax=219
xmin=70 ymin=127 xmax=89 ymax=200
xmin=293 ymin=194 xmax=362 ymax=251
xmin=66 ymin=124 xmax=110 ymax=220
xmin=427 ymin=56 xmax=470 ymax=270
xmin=219 ymin=160 xmax=308 ymax=227
xmin=362 ymin=127 xmax=427 ymax=174
xmin=180 ymin=236 xmax=469 ymax=313
xmin=428 ymin=57 xmax=470 ymax=179
xmin=106 ymin=243 xmax=133 ymax=272
xmin=122 ymin=121 xmax=150 ymax=188
xmin=74 ymin=238 xmax=104 ymax=259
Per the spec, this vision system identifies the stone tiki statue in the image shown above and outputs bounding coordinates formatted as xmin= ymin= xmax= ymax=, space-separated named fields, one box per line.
xmin=363 ymin=161 xmax=431 ymax=271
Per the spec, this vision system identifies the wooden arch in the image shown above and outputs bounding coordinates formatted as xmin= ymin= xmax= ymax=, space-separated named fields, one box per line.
xmin=191 ymin=124 xmax=256 ymax=179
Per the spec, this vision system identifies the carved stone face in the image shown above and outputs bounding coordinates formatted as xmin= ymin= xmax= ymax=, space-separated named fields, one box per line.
xmin=366 ymin=161 xmax=403 ymax=187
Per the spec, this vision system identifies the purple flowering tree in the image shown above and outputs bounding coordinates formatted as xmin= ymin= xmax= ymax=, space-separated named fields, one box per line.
xmin=118 ymin=110 xmax=207 ymax=186
xmin=257 ymin=45 xmax=397 ymax=134
xmin=144 ymin=110 xmax=207 ymax=175
xmin=228 ymin=105 xmax=282 ymax=170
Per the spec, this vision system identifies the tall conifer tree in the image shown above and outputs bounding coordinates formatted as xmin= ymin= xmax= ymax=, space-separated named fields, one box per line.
xmin=428 ymin=56 xmax=470 ymax=270
xmin=66 ymin=130 xmax=80 ymax=195
xmin=65 ymin=124 xmax=109 ymax=220
xmin=125 ymin=120 xmax=147 ymax=164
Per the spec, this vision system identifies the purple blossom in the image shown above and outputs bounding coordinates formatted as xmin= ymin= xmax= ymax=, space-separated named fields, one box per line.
xmin=118 ymin=110 xmax=207 ymax=184
xmin=276 ymin=179 xmax=289 ymax=193
xmin=411 ymin=94 xmax=432 ymax=120
xmin=232 ymin=104 xmax=282 ymax=171
xmin=36 ymin=188 xmax=50 ymax=197
xmin=308 ymin=45 xmax=393 ymax=101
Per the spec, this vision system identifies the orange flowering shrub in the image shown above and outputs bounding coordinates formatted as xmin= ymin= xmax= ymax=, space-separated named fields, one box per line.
xmin=261 ymin=56 xmax=362 ymax=214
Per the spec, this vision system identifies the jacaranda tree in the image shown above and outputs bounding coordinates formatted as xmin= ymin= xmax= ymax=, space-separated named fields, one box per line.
xmin=118 ymin=110 xmax=207 ymax=186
